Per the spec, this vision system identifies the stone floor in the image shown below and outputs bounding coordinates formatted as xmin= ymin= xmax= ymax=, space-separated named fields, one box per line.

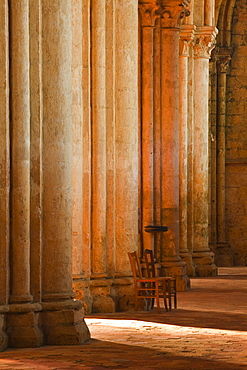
xmin=0 ymin=267 xmax=247 ymax=370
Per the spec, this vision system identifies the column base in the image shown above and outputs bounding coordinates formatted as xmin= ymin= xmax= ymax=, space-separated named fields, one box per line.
xmin=193 ymin=251 xmax=218 ymax=277
xmin=90 ymin=279 xmax=115 ymax=313
xmin=73 ymin=278 xmax=93 ymax=314
xmin=6 ymin=303 xmax=43 ymax=348
xmin=215 ymin=243 xmax=233 ymax=267
xmin=160 ymin=261 xmax=190 ymax=291
xmin=112 ymin=277 xmax=136 ymax=311
xmin=0 ymin=312 xmax=8 ymax=352
xmin=41 ymin=299 xmax=90 ymax=345
xmin=179 ymin=251 xmax=195 ymax=277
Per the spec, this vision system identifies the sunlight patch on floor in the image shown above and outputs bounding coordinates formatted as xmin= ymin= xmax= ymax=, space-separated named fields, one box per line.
xmin=85 ymin=318 xmax=247 ymax=336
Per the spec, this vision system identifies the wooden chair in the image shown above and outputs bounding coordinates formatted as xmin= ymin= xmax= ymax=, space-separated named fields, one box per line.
xmin=128 ymin=251 xmax=168 ymax=313
xmin=144 ymin=249 xmax=177 ymax=311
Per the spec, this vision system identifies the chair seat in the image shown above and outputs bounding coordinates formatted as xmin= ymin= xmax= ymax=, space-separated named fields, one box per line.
xmin=128 ymin=251 xmax=168 ymax=313
xmin=144 ymin=249 xmax=177 ymax=311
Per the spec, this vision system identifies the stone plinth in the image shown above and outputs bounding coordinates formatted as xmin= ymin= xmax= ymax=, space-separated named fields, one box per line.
xmin=0 ymin=310 xmax=8 ymax=352
xmin=41 ymin=300 xmax=90 ymax=345
xmin=6 ymin=304 xmax=43 ymax=348
xmin=90 ymin=279 xmax=115 ymax=314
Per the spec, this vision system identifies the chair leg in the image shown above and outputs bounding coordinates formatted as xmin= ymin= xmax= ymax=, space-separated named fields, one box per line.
xmin=135 ymin=290 xmax=138 ymax=311
xmin=161 ymin=281 xmax=168 ymax=311
xmin=167 ymin=280 xmax=172 ymax=311
xmin=174 ymin=281 xmax=177 ymax=309
xmin=156 ymin=285 xmax=160 ymax=313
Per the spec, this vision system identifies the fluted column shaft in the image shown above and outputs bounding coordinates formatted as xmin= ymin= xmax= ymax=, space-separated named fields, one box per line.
xmin=42 ymin=0 xmax=74 ymax=301
xmin=9 ymin=0 xmax=32 ymax=303
xmin=192 ymin=26 xmax=217 ymax=276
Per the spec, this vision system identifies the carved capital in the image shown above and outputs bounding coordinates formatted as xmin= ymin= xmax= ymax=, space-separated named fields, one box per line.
xmin=158 ymin=0 xmax=190 ymax=28
xmin=194 ymin=27 xmax=218 ymax=59
xmin=216 ymin=47 xmax=232 ymax=73
xmin=138 ymin=1 xmax=160 ymax=26
xmin=217 ymin=56 xmax=231 ymax=73
xmin=179 ymin=25 xmax=195 ymax=56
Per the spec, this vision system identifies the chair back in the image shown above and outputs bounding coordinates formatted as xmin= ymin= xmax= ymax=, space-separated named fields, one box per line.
xmin=128 ymin=251 xmax=143 ymax=281
xmin=144 ymin=249 xmax=156 ymax=278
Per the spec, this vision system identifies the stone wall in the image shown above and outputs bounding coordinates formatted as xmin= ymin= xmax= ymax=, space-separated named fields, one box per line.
xmin=226 ymin=0 xmax=247 ymax=266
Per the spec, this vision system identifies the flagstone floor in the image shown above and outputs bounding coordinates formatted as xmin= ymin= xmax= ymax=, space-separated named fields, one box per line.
xmin=0 ymin=267 xmax=247 ymax=370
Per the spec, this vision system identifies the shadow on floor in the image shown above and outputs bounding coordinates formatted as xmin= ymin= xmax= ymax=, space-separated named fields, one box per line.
xmin=1 ymin=339 xmax=246 ymax=370
xmin=87 ymin=307 xmax=247 ymax=332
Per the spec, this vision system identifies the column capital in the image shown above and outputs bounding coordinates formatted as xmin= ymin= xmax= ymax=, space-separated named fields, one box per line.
xmin=179 ymin=24 xmax=195 ymax=56
xmin=138 ymin=1 xmax=159 ymax=27
xmin=158 ymin=0 xmax=190 ymax=28
xmin=194 ymin=26 xmax=218 ymax=59
xmin=216 ymin=47 xmax=232 ymax=73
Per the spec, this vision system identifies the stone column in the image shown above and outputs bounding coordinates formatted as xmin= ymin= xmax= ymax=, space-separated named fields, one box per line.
xmin=0 ymin=0 xmax=9 ymax=308
xmin=72 ymin=0 xmax=83 ymax=280
xmin=179 ymin=25 xmax=195 ymax=277
xmin=0 ymin=0 xmax=9 ymax=352
xmin=186 ymin=18 xmax=195 ymax=273
xmin=91 ymin=0 xmax=107 ymax=280
xmin=192 ymin=26 xmax=217 ymax=276
xmin=7 ymin=0 xmax=44 ymax=348
xmin=29 ymin=0 xmax=42 ymax=304
xmin=74 ymin=0 xmax=92 ymax=311
xmin=209 ymin=54 xmax=217 ymax=255
xmin=216 ymin=49 xmax=233 ymax=266
xmin=9 ymin=0 xmax=32 ymax=306
xmin=71 ymin=0 xmax=93 ymax=312
xmin=90 ymin=0 xmax=115 ymax=314
xmin=204 ymin=0 xmax=214 ymax=26
xmin=114 ymin=0 xmax=139 ymax=308
xmin=41 ymin=0 xmax=90 ymax=344
xmin=159 ymin=1 xmax=190 ymax=291
xmin=139 ymin=0 xmax=159 ymax=253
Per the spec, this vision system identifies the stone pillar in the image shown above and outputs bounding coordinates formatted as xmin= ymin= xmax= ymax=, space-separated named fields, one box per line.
xmin=0 ymin=0 xmax=9 ymax=307
xmin=204 ymin=0 xmax=214 ymax=26
xmin=9 ymin=0 xmax=32 ymax=306
xmin=91 ymin=0 xmax=107 ymax=280
xmin=41 ymin=0 xmax=90 ymax=344
xmin=72 ymin=0 xmax=83 ymax=280
xmin=90 ymin=0 xmax=116 ymax=314
xmin=192 ymin=26 xmax=217 ymax=276
xmin=72 ymin=0 xmax=93 ymax=312
xmin=179 ymin=25 xmax=195 ymax=277
xmin=153 ymin=17 xmax=162 ymax=259
xmin=186 ymin=28 xmax=195 ymax=274
xmin=0 ymin=0 xmax=9 ymax=352
xmin=114 ymin=0 xmax=139 ymax=303
xmin=209 ymin=54 xmax=217 ymax=256
xmin=29 ymin=0 xmax=42 ymax=304
xmin=158 ymin=1 xmax=190 ymax=291
xmin=139 ymin=1 xmax=159 ymax=253
xmin=216 ymin=49 xmax=233 ymax=266
xmin=7 ymin=0 xmax=44 ymax=348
